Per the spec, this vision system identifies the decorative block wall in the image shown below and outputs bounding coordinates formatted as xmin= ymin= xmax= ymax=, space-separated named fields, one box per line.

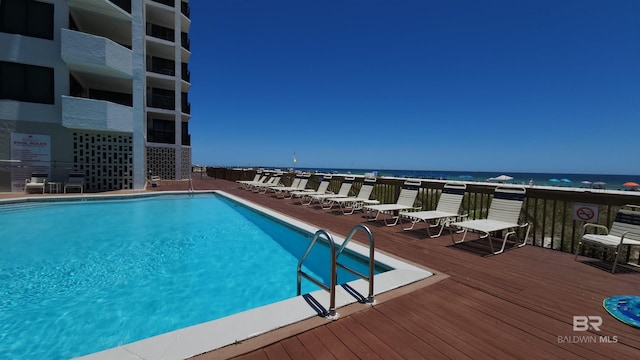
xmin=73 ymin=131 xmax=133 ymax=192
xmin=181 ymin=146 xmax=191 ymax=179
xmin=146 ymin=145 xmax=175 ymax=179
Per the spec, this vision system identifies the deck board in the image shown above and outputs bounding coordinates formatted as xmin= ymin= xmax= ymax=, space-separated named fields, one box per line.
xmin=160 ymin=178 xmax=640 ymax=360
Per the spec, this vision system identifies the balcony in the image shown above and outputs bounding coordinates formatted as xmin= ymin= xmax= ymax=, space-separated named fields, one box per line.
xmin=181 ymin=2 xmax=190 ymax=18
xmin=147 ymin=92 xmax=175 ymax=110
xmin=62 ymin=95 xmax=133 ymax=133
xmin=181 ymin=32 xmax=190 ymax=51
xmin=147 ymin=56 xmax=175 ymax=76
xmin=61 ymin=29 xmax=133 ymax=80
xmin=181 ymin=63 xmax=190 ymax=83
xmin=146 ymin=23 xmax=174 ymax=42
xmin=108 ymin=0 xmax=131 ymax=13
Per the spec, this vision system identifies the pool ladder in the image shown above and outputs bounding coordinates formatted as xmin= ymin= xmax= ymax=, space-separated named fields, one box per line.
xmin=296 ymin=224 xmax=375 ymax=319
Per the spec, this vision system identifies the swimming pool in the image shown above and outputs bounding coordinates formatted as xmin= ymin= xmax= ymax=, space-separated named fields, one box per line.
xmin=0 ymin=191 xmax=433 ymax=359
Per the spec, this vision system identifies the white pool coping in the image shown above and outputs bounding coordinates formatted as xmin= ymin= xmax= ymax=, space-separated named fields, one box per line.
xmin=15 ymin=190 xmax=433 ymax=360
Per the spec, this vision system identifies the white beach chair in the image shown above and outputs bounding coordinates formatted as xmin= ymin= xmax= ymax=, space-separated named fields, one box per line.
xmin=363 ymin=180 xmax=422 ymax=226
xmin=322 ymin=177 xmax=379 ymax=214
xmin=450 ymin=186 xmax=530 ymax=255
xmin=575 ymin=205 xmax=640 ymax=273
xmin=304 ymin=176 xmax=356 ymax=206
xmin=64 ymin=172 xmax=85 ymax=194
xmin=291 ymin=176 xmax=333 ymax=204
xmin=25 ymin=173 xmax=48 ymax=194
xmin=251 ymin=175 xmax=282 ymax=193
xmin=399 ymin=183 xmax=467 ymax=237
xmin=273 ymin=175 xmax=311 ymax=199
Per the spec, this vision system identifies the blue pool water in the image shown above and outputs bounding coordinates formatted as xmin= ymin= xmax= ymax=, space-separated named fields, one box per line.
xmin=0 ymin=194 xmax=381 ymax=359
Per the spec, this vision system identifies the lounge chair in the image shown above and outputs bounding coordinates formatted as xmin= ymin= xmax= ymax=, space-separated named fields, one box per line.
xmin=239 ymin=174 xmax=267 ymax=190
xmin=273 ymin=175 xmax=311 ymax=199
xmin=237 ymin=173 xmax=261 ymax=188
xmin=64 ymin=172 xmax=85 ymax=194
xmin=399 ymin=183 xmax=467 ymax=237
xmin=450 ymin=187 xmax=530 ymax=255
xmin=322 ymin=177 xmax=379 ymax=214
xmin=291 ymin=176 xmax=333 ymax=204
xmin=306 ymin=176 xmax=356 ymax=206
xmin=363 ymin=180 xmax=422 ymax=226
xmin=575 ymin=205 xmax=640 ymax=273
xmin=25 ymin=173 xmax=48 ymax=194
xmin=250 ymin=175 xmax=282 ymax=193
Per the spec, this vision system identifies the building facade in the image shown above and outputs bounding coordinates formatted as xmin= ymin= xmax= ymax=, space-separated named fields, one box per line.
xmin=0 ymin=0 xmax=191 ymax=192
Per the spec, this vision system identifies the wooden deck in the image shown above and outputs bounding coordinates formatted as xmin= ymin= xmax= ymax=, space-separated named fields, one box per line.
xmin=169 ymin=177 xmax=640 ymax=360
xmin=8 ymin=176 xmax=638 ymax=359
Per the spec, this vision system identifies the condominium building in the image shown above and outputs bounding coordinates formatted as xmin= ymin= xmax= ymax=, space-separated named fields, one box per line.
xmin=0 ymin=0 xmax=192 ymax=192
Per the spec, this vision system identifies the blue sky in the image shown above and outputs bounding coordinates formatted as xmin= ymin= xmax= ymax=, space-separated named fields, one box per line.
xmin=187 ymin=0 xmax=640 ymax=175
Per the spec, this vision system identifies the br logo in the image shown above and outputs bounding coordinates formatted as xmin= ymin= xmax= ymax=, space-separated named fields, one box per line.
xmin=573 ymin=316 xmax=602 ymax=331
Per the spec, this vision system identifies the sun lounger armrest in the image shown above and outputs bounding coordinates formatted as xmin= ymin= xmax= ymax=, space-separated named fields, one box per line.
xmin=620 ymin=231 xmax=640 ymax=244
xmin=582 ymin=223 xmax=609 ymax=235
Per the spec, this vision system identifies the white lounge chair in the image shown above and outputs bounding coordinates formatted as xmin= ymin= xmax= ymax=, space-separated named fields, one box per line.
xmin=237 ymin=173 xmax=262 ymax=188
xmin=64 ymin=172 xmax=85 ymax=194
xmin=273 ymin=175 xmax=311 ymax=199
xmin=399 ymin=183 xmax=467 ymax=237
xmin=307 ymin=176 xmax=356 ymax=206
xmin=250 ymin=175 xmax=282 ymax=193
xmin=291 ymin=176 xmax=333 ymax=204
xmin=239 ymin=174 xmax=268 ymax=190
xmin=450 ymin=187 xmax=530 ymax=255
xmin=322 ymin=177 xmax=379 ymax=214
xmin=575 ymin=205 xmax=640 ymax=273
xmin=25 ymin=173 xmax=48 ymax=194
xmin=363 ymin=180 xmax=422 ymax=226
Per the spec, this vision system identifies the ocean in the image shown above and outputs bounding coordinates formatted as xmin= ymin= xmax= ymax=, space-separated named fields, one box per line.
xmin=290 ymin=168 xmax=640 ymax=191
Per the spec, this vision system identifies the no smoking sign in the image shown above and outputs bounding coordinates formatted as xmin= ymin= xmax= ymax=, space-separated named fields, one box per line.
xmin=573 ymin=203 xmax=598 ymax=222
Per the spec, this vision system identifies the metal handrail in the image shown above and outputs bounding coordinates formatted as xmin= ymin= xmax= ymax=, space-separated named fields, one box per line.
xmin=297 ymin=229 xmax=337 ymax=318
xmin=337 ymin=224 xmax=375 ymax=304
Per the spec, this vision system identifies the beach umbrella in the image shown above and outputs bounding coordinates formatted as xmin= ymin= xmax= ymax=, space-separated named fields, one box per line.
xmin=623 ymin=181 xmax=640 ymax=187
xmin=581 ymin=181 xmax=592 ymax=185
xmin=489 ymin=174 xmax=513 ymax=182
xmin=458 ymin=175 xmax=473 ymax=179
xmin=560 ymin=178 xmax=572 ymax=183
xmin=549 ymin=178 xmax=560 ymax=183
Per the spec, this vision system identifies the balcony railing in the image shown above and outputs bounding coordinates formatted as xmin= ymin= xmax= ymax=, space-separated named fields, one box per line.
xmin=108 ymin=0 xmax=132 ymax=13
xmin=147 ymin=57 xmax=175 ymax=76
xmin=147 ymin=93 xmax=175 ymax=110
xmin=147 ymin=23 xmax=174 ymax=42
xmin=152 ymin=0 xmax=174 ymax=7
xmin=181 ymin=63 xmax=190 ymax=82
xmin=181 ymin=32 xmax=190 ymax=51
xmin=181 ymin=100 xmax=191 ymax=114
xmin=181 ymin=2 xmax=190 ymax=18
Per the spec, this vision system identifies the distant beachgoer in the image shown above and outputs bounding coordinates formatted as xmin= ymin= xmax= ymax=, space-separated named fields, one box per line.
xmin=529 ymin=179 xmax=533 ymax=187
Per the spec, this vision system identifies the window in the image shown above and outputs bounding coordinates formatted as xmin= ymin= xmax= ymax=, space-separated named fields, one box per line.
xmin=0 ymin=61 xmax=54 ymax=104
xmin=0 ymin=0 xmax=54 ymax=40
